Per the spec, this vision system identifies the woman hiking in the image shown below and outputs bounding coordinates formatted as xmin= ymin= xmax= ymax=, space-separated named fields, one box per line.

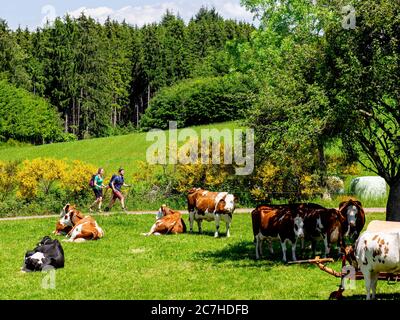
xmin=89 ymin=168 xmax=106 ymax=213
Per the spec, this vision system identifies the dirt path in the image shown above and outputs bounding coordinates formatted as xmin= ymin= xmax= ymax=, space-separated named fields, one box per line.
xmin=0 ymin=207 xmax=386 ymax=222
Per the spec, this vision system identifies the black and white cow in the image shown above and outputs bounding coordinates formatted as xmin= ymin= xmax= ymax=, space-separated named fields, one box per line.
xmin=22 ymin=236 xmax=65 ymax=272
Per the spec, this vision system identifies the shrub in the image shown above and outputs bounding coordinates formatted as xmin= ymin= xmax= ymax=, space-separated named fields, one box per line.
xmin=63 ymin=160 xmax=98 ymax=200
xmin=0 ymin=80 xmax=64 ymax=144
xmin=0 ymin=160 xmax=19 ymax=201
xmin=250 ymin=161 xmax=322 ymax=202
xmin=140 ymin=73 xmax=256 ymax=130
xmin=16 ymin=158 xmax=68 ymax=199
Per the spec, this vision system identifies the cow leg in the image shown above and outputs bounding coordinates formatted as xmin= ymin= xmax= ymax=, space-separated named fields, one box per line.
xmin=214 ymin=213 xmax=221 ymax=238
xmin=370 ymin=272 xmax=379 ymax=300
xmin=280 ymin=238 xmax=287 ymax=263
xmin=255 ymin=235 xmax=261 ymax=260
xmin=323 ymin=234 xmax=330 ymax=258
xmin=143 ymin=223 xmax=158 ymax=236
xmin=189 ymin=211 xmax=195 ymax=233
xmin=311 ymin=239 xmax=317 ymax=257
xmin=291 ymin=239 xmax=297 ymax=261
xmin=268 ymin=240 xmax=274 ymax=254
xmin=224 ymin=214 xmax=232 ymax=238
xmin=363 ymin=270 xmax=372 ymax=300
xmin=197 ymin=219 xmax=203 ymax=234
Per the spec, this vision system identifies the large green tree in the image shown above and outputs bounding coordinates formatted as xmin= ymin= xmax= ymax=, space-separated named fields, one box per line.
xmin=241 ymin=0 xmax=399 ymax=218
xmin=325 ymin=0 xmax=400 ymax=220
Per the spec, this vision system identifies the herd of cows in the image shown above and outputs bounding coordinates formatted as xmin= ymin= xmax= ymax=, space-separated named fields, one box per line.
xmin=20 ymin=187 xmax=400 ymax=299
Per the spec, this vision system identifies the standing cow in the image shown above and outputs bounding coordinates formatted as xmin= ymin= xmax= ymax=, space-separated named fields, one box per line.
xmin=303 ymin=207 xmax=347 ymax=257
xmin=187 ymin=188 xmax=235 ymax=238
xmin=252 ymin=204 xmax=305 ymax=262
xmin=344 ymin=220 xmax=400 ymax=300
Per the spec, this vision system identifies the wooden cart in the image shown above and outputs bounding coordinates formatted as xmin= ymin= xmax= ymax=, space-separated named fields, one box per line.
xmin=288 ymin=256 xmax=400 ymax=299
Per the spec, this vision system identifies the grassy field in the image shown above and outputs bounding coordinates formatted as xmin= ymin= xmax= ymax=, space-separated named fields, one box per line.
xmin=0 ymin=121 xmax=242 ymax=174
xmin=0 ymin=120 xmax=387 ymax=213
xmin=1 ymin=211 xmax=399 ymax=300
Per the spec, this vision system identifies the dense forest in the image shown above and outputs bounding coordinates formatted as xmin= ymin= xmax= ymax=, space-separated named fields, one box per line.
xmin=0 ymin=7 xmax=253 ymax=141
xmin=0 ymin=0 xmax=399 ymax=219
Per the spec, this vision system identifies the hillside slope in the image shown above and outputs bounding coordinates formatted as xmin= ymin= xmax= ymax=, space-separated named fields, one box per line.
xmin=0 ymin=121 xmax=242 ymax=173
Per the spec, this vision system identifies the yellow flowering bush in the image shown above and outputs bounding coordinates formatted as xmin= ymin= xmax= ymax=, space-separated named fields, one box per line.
xmin=174 ymin=139 xmax=234 ymax=193
xmin=16 ymin=158 xmax=97 ymax=200
xmin=63 ymin=160 xmax=97 ymax=195
xmin=250 ymin=161 xmax=321 ymax=201
xmin=0 ymin=161 xmax=19 ymax=201
xmin=17 ymin=158 xmax=68 ymax=199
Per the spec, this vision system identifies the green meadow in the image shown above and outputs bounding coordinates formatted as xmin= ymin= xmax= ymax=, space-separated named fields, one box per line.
xmin=0 ymin=212 xmax=398 ymax=300
xmin=0 ymin=122 xmax=242 ymax=174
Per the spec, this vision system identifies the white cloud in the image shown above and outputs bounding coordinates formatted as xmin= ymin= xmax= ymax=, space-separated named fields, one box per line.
xmin=220 ymin=2 xmax=254 ymax=21
xmin=68 ymin=1 xmax=255 ymax=27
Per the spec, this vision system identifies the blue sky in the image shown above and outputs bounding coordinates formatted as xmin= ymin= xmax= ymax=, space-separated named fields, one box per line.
xmin=1 ymin=0 xmax=256 ymax=30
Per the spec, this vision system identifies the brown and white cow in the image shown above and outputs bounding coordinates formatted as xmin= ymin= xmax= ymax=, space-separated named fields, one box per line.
xmin=338 ymin=199 xmax=366 ymax=241
xmin=252 ymin=204 xmax=305 ymax=262
xmin=344 ymin=220 xmax=400 ymax=300
xmin=303 ymin=207 xmax=347 ymax=257
xmin=143 ymin=204 xmax=186 ymax=236
xmin=187 ymin=188 xmax=235 ymax=238
xmin=55 ymin=204 xmax=104 ymax=242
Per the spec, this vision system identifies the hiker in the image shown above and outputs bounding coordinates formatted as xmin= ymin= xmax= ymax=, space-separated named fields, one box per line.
xmin=105 ymin=168 xmax=130 ymax=212
xmin=89 ymin=168 xmax=106 ymax=213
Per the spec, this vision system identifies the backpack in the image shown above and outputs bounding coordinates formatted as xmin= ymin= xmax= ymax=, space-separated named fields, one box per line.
xmin=89 ymin=174 xmax=96 ymax=188
xmin=108 ymin=174 xmax=117 ymax=188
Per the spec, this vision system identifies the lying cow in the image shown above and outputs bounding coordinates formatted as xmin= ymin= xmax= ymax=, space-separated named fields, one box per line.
xmin=252 ymin=204 xmax=304 ymax=262
xmin=22 ymin=236 xmax=65 ymax=272
xmin=338 ymin=199 xmax=365 ymax=241
xmin=55 ymin=204 xmax=104 ymax=242
xmin=143 ymin=204 xmax=186 ymax=236
xmin=345 ymin=220 xmax=400 ymax=300
xmin=188 ymin=188 xmax=235 ymax=238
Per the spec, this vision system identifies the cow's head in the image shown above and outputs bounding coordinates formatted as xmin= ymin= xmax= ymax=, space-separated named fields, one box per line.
xmin=60 ymin=203 xmax=71 ymax=217
xmin=224 ymin=194 xmax=235 ymax=213
xmin=188 ymin=187 xmax=201 ymax=194
xmin=58 ymin=204 xmax=84 ymax=227
xmin=293 ymin=215 xmax=304 ymax=239
xmin=157 ymin=204 xmax=169 ymax=219
xmin=339 ymin=199 xmax=363 ymax=236
xmin=23 ymin=251 xmax=47 ymax=271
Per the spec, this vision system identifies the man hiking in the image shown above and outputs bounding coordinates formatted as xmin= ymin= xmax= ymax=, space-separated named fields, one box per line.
xmin=89 ymin=168 xmax=106 ymax=213
xmin=105 ymin=168 xmax=130 ymax=212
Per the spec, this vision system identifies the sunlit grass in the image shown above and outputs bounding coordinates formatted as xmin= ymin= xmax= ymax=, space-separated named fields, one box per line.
xmin=0 ymin=211 xmax=398 ymax=300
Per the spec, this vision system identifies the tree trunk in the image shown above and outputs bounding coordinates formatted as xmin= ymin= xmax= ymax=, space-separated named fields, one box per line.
xmin=64 ymin=114 xmax=68 ymax=133
xmin=317 ymin=142 xmax=329 ymax=199
xmin=386 ymin=178 xmax=400 ymax=221
xmin=136 ymin=104 xmax=139 ymax=128
xmin=147 ymin=84 xmax=151 ymax=109
xmin=72 ymin=98 xmax=76 ymax=135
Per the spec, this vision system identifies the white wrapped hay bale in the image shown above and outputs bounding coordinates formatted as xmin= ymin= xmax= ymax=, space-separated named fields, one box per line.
xmin=350 ymin=176 xmax=387 ymax=199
